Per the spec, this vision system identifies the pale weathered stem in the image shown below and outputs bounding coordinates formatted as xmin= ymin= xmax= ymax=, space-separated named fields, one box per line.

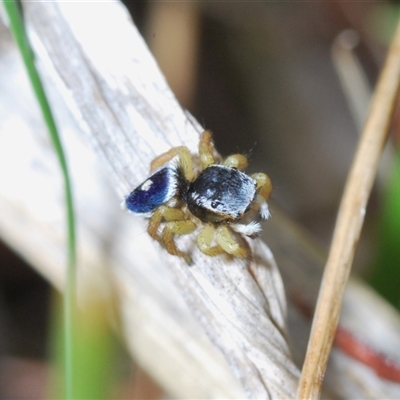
xmin=297 ymin=19 xmax=400 ymax=399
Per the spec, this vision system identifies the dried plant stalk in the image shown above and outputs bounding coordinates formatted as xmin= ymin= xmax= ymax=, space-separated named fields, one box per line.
xmin=297 ymin=19 xmax=400 ymax=399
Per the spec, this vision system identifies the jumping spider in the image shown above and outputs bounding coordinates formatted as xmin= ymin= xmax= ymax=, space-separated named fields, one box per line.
xmin=124 ymin=131 xmax=272 ymax=263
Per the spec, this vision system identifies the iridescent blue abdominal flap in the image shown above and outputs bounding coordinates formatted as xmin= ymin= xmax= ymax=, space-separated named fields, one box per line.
xmin=125 ymin=167 xmax=178 ymax=216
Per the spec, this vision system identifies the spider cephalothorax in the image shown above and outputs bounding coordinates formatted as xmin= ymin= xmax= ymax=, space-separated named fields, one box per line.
xmin=125 ymin=130 xmax=272 ymax=263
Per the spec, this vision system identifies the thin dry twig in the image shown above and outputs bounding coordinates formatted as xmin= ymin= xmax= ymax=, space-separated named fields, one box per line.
xmin=297 ymin=19 xmax=400 ymax=399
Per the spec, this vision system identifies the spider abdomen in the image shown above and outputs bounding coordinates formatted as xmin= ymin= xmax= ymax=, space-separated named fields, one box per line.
xmin=185 ymin=165 xmax=256 ymax=223
xmin=125 ymin=167 xmax=178 ymax=216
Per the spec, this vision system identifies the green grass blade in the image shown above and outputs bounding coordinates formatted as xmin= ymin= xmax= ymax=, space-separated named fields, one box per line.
xmin=49 ymin=293 xmax=119 ymax=400
xmin=369 ymin=155 xmax=400 ymax=308
xmin=3 ymin=1 xmax=77 ymax=398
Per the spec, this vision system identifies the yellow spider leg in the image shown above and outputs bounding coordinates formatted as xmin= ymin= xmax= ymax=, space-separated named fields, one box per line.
xmin=199 ymin=130 xmax=216 ymax=168
xmin=249 ymin=173 xmax=272 ymax=219
xmin=150 ymin=146 xmax=194 ymax=181
xmin=197 ymin=225 xmax=225 ymax=256
xmin=252 ymin=172 xmax=272 ymax=201
xmin=216 ymin=225 xmax=248 ymax=258
xmin=148 ymin=206 xmax=185 ymax=241
xmin=147 ymin=206 xmax=196 ymax=263
xmin=223 ymin=154 xmax=248 ymax=170
xmin=162 ymin=220 xmax=197 ymax=262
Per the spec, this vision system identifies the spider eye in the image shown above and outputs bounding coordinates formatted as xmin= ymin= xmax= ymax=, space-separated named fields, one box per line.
xmin=211 ymin=200 xmax=221 ymax=209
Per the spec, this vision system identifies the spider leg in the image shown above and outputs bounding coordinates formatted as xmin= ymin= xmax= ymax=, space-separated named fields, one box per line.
xmin=252 ymin=172 xmax=272 ymax=200
xmin=148 ymin=206 xmax=196 ymax=263
xmin=223 ymin=154 xmax=248 ymax=170
xmin=196 ymin=224 xmax=225 ymax=256
xmin=162 ymin=220 xmax=197 ymax=263
xmin=148 ymin=206 xmax=184 ymax=240
xmin=150 ymin=146 xmax=195 ymax=181
xmin=251 ymin=172 xmax=272 ymax=220
xmin=215 ymin=225 xmax=248 ymax=258
xmin=199 ymin=130 xmax=216 ymax=168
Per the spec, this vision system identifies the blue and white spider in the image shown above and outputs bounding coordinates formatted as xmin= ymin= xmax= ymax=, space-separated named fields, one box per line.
xmin=124 ymin=131 xmax=272 ymax=263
